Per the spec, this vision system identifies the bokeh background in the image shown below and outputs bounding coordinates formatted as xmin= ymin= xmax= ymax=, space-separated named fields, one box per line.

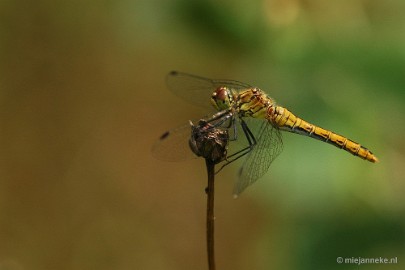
xmin=1 ymin=0 xmax=404 ymax=269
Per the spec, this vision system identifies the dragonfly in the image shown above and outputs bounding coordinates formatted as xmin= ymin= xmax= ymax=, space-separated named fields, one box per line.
xmin=152 ymin=71 xmax=378 ymax=197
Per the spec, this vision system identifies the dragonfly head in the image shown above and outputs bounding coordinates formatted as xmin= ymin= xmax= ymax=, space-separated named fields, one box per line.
xmin=211 ymin=86 xmax=233 ymax=111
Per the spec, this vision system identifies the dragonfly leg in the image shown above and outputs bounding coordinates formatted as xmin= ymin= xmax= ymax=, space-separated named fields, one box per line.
xmin=215 ymin=119 xmax=257 ymax=174
xmin=204 ymin=110 xmax=233 ymax=128
xmin=202 ymin=110 xmax=242 ymax=142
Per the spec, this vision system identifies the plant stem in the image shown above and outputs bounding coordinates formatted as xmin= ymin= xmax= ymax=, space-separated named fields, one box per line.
xmin=205 ymin=158 xmax=216 ymax=270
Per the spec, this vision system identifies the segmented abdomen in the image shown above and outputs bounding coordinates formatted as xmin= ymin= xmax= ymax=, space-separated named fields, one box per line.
xmin=268 ymin=106 xmax=378 ymax=163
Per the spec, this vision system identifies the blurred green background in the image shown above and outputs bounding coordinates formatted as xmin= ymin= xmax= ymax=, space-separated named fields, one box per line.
xmin=0 ymin=0 xmax=404 ymax=269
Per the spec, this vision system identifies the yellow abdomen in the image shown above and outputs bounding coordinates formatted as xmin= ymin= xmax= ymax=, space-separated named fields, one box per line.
xmin=269 ymin=106 xmax=378 ymax=163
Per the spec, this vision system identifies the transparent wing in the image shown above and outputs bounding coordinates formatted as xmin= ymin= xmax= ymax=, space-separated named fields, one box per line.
xmin=233 ymin=121 xmax=283 ymax=197
xmin=166 ymin=71 xmax=252 ymax=109
xmin=155 ymin=71 xmax=252 ymax=161
xmin=151 ymin=123 xmax=197 ymax=161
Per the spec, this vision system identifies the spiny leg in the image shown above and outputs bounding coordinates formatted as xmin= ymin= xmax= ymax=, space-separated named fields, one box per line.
xmin=215 ymin=119 xmax=257 ymax=174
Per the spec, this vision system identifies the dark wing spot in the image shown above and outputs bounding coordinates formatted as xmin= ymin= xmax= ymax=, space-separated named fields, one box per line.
xmin=160 ymin=131 xmax=170 ymax=140
xmin=169 ymin=71 xmax=179 ymax=76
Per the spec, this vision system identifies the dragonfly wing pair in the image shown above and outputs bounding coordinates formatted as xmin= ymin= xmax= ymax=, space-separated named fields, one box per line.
xmin=155 ymin=71 xmax=285 ymax=195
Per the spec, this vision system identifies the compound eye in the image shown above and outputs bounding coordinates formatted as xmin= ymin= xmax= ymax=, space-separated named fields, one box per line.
xmin=213 ymin=87 xmax=228 ymax=101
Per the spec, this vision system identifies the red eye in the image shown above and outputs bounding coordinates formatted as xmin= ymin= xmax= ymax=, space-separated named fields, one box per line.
xmin=214 ymin=87 xmax=228 ymax=101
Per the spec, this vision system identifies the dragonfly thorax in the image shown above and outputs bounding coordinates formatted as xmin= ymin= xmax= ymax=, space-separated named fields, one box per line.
xmin=211 ymin=86 xmax=235 ymax=111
